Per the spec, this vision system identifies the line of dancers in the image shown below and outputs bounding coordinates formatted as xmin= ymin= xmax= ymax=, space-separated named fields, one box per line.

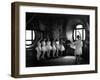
xmin=35 ymin=39 xmax=65 ymax=60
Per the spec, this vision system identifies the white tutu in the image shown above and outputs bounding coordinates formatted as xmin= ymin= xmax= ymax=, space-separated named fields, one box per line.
xmin=60 ymin=45 xmax=65 ymax=51
xmin=41 ymin=46 xmax=47 ymax=52
xmin=46 ymin=45 xmax=52 ymax=50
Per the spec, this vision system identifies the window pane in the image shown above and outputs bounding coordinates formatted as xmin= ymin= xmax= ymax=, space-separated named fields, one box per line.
xmin=76 ymin=25 xmax=83 ymax=28
xmin=83 ymin=29 xmax=85 ymax=40
xmin=26 ymin=41 xmax=32 ymax=45
xmin=32 ymin=31 xmax=35 ymax=40
xmin=26 ymin=45 xmax=31 ymax=48
xmin=76 ymin=29 xmax=82 ymax=40
xmin=26 ymin=30 xmax=31 ymax=40
xmin=74 ymin=30 xmax=76 ymax=40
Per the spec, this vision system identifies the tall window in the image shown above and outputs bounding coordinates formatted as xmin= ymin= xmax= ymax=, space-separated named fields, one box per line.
xmin=26 ymin=30 xmax=35 ymax=48
xmin=73 ymin=24 xmax=85 ymax=40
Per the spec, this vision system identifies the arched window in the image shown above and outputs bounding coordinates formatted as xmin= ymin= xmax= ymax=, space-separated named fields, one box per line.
xmin=26 ymin=30 xmax=35 ymax=48
xmin=73 ymin=24 xmax=85 ymax=41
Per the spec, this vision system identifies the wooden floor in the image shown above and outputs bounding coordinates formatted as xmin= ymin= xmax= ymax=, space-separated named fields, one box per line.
xmin=26 ymin=46 xmax=89 ymax=67
xmin=26 ymin=56 xmax=86 ymax=67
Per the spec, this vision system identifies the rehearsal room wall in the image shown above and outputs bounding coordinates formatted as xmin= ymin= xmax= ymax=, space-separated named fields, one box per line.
xmin=0 ymin=0 xmax=100 ymax=80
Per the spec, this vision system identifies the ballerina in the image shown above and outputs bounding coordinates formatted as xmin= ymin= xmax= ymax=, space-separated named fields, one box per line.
xmin=55 ymin=39 xmax=60 ymax=57
xmin=46 ymin=40 xmax=52 ymax=58
xmin=35 ymin=41 xmax=42 ymax=60
xmin=41 ymin=39 xmax=47 ymax=59
xmin=72 ymin=35 xmax=83 ymax=64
